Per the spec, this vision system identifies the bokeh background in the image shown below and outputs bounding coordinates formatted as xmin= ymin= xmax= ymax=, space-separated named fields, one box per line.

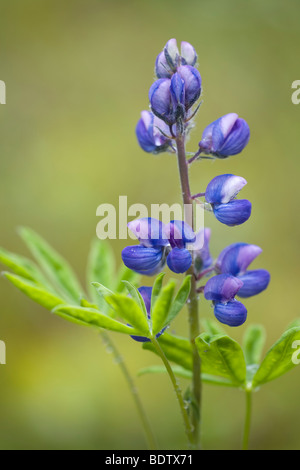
xmin=0 ymin=0 xmax=299 ymax=450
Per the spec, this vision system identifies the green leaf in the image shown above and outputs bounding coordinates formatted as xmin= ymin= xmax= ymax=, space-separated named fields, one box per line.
xmin=196 ymin=333 xmax=247 ymax=386
xmin=86 ymin=239 xmax=116 ymax=307
xmin=91 ymin=282 xmax=116 ymax=317
xmin=243 ymin=324 xmax=266 ymax=365
xmin=151 ymin=281 xmax=176 ymax=335
xmin=0 ymin=246 xmax=54 ymax=291
xmin=138 ymin=365 xmax=192 ymax=379
xmin=53 ymin=305 xmax=141 ymax=336
xmin=3 ymin=272 xmax=66 ymax=311
xmin=115 ymin=265 xmax=140 ymax=294
xmin=122 ymin=280 xmax=148 ymax=318
xmin=143 ymin=333 xmax=193 ymax=371
xmin=163 ymin=275 xmax=191 ymax=328
xmin=201 ymin=318 xmax=226 ymax=336
xmin=105 ymin=294 xmax=150 ymax=336
xmin=285 ymin=318 xmax=300 ymax=330
xmin=151 ymin=273 xmax=165 ymax=313
xmin=19 ymin=227 xmax=83 ymax=303
xmin=137 ymin=365 xmax=236 ymax=387
xmin=252 ymin=327 xmax=300 ymax=388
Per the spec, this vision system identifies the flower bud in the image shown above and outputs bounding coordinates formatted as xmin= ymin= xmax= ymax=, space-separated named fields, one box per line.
xmin=180 ymin=41 xmax=197 ymax=66
xmin=204 ymin=274 xmax=243 ymax=303
xmin=149 ymin=78 xmax=174 ymax=125
xmin=214 ymin=300 xmax=247 ymax=327
xmin=136 ymin=111 xmax=171 ymax=154
xmin=170 ymin=73 xmax=186 ymax=120
xmin=166 ymin=247 xmax=192 ymax=274
xmin=177 ymin=65 xmax=201 ymax=109
xmin=199 ymin=113 xmax=250 ymax=158
xmin=155 ymin=51 xmax=173 ymax=79
xmin=164 ymin=38 xmax=180 ymax=70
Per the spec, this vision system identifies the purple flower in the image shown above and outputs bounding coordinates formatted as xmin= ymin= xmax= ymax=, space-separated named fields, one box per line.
xmin=214 ymin=301 xmax=247 ymax=327
xmin=205 ymin=174 xmax=247 ymax=204
xmin=216 ymin=243 xmax=271 ymax=297
xmin=164 ymin=220 xmax=196 ymax=249
xmin=121 ymin=245 xmax=165 ymax=276
xmin=136 ymin=111 xmax=172 ymax=154
xmin=167 ymin=247 xmax=192 ymax=274
xmin=213 ymin=200 xmax=252 ymax=226
xmin=205 ymin=174 xmax=252 ymax=226
xmin=199 ymin=113 xmax=250 ymax=158
xmin=130 ymin=287 xmax=167 ymax=342
xmin=204 ymin=273 xmax=247 ymax=327
xmin=155 ymin=39 xmax=198 ymax=78
xmin=164 ymin=221 xmax=196 ymax=274
xmin=123 ymin=218 xmax=196 ymax=276
xmin=122 ymin=218 xmax=169 ymax=276
xmin=204 ymin=274 xmax=243 ymax=303
xmin=128 ymin=218 xmax=169 ymax=248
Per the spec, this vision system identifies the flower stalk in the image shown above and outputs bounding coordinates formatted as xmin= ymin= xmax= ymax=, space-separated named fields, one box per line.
xmin=176 ymin=127 xmax=202 ymax=449
xmin=242 ymin=390 xmax=253 ymax=450
xmin=101 ymin=331 xmax=157 ymax=450
xmin=151 ymin=336 xmax=195 ymax=448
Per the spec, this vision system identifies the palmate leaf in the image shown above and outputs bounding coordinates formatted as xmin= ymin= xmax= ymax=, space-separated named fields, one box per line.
xmin=19 ymin=227 xmax=84 ymax=304
xmin=0 ymin=246 xmax=54 ymax=292
xmin=243 ymin=324 xmax=266 ymax=366
xmin=52 ymin=305 xmax=142 ymax=336
xmin=105 ymin=294 xmax=150 ymax=336
xmin=121 ymin=280 xmax=148 ymax=319
xmin=201 ymin=318 xmax=226 ymax=336
xmin=252 ymin=326 xmax=300 ymax=388
xmin=163 ymin=275 xmax=191 ymax=328
xmin=150 ymin=273 xmax=165 ymax=313
xmin=143 ymin=333 xmax=193 ymax=371
xmin=138 ymin=365 xmax=237 ymax=387
xmin=114 ymin=264 xmax=140 ymax=294
xmin=3 ymin=272 xmax=66 ymax=311
xmin=151 ymin=280 xmax=176 ymax=336
xmin=86 ymin=239 xmax=116 ymax=308
xmin=196 ymin=333 xmax=247 ymax=386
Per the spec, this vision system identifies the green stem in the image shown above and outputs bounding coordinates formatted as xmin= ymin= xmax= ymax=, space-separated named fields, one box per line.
xmin=176 ymin=129 xmax=202 ymax=449
xmin=151 ymin=336 xmax=195 ymax=448
xmin=242 ymin=390 xmax=252 ymax=450
xmin=101 ymin=331 xmax=157 ymax=450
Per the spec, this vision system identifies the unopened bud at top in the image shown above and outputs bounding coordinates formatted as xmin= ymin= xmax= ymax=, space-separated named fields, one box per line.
xmin=155 ymin=39 xmax=198 ymax=78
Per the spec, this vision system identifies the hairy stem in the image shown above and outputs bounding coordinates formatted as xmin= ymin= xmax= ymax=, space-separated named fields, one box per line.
xmin=176 ymin=129 xmax=202 ymax=449
xmin=151 ymin=336 xmax=195 ymax=448
xmin=242 ymin=390 xmax=253 ymax=450
xmin=101 ymin=331 xmax=157 ymax=450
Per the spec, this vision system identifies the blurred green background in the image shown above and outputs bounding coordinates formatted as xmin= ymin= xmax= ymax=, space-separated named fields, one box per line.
xmin=0 ymin=0 xmax=299 ymax=450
